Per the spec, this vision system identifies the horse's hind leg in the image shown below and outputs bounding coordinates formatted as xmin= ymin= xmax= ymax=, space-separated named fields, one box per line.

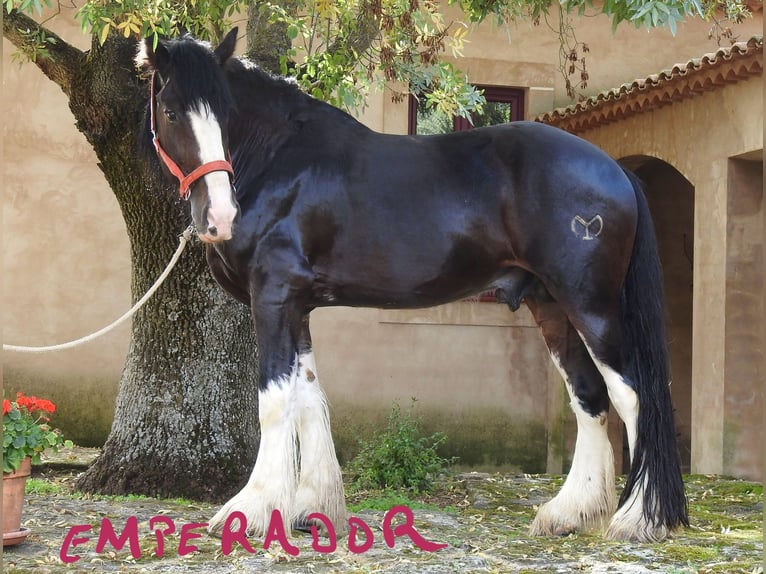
xmin=568 ymin=172 xmax=686 ymax=542
xmin=574 ymin=317 xmax=659 ymax=541
xmin=571 ymin=296 xmax=686 ymax=541
xmin=523 ymin=284 xmax=617 ymax=536
xmin=293 ymin=316 xmax=346 ymax=532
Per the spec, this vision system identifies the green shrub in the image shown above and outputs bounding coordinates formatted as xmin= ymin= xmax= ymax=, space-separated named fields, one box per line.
xmin=346 ymin=400 xmax=453 ymax=493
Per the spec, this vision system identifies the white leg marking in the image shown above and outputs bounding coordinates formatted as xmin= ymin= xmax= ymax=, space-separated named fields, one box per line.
xmin=293 ymin=352 xmax=347 ymax=529
xmin=576 ymin=335 xmax=638 ymax=462
xmin=208 ymin=370 xmax=299 ymax=536
xmin=578 ymin=334 xmax=668 ymax=541
xmin=188 ymin=103 xmax=238 ymax=240
xmin=600 ymin=364 xmax=638 ymax=463
xmin=530 ymin=352 xmax=616 ymax=536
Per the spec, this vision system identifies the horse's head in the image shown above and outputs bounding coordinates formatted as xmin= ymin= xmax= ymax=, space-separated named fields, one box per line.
xmin=136 ymin=29 xmax=240 ymax=244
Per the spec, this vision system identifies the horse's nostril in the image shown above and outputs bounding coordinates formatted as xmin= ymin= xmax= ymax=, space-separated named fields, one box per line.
xmin=208 ymin=226 xmax=218 ymax=237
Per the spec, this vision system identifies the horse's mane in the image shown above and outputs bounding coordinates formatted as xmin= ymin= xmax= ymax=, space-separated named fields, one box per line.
xmin=163 ymin=35 xmax=234 ymax=116
xmin=223 ymin=56 xmax=363 ymax=131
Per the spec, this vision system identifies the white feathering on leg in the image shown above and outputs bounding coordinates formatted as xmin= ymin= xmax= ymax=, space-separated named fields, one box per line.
xmin=294 ymin=352 xmax=347 ymax=531
xmin=530 ymin=352 xmax=616 ymax=536
xmin=208 ymin=372 xmax=299 ymax=536
xmin=579 ymin=336 xmax=670 ymax=542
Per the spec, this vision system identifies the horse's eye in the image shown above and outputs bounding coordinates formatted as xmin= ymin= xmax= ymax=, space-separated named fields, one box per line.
xmin=164 ymin=108 xmax=178 ymax=122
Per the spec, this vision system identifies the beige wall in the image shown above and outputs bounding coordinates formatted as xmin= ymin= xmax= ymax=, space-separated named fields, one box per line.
xmin=3 ymin=6 xmax=762 ymax=475
xmin=724 ymin=157 xmax=763 ymax=479
xmin=3 ymin=9 xmax=131 ymax=444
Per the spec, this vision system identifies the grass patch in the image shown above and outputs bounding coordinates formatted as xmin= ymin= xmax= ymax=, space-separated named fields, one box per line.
xmin=25 ymin=472 xmax=199 ymax=506
xmin=659 ymin=544 xmax=720 ymax=563
xmin=26 ymin=477 xmax=65 ymax=495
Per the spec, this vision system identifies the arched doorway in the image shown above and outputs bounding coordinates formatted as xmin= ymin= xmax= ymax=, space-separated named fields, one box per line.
xmin=620 ymin=156 xmax=694 ymax=473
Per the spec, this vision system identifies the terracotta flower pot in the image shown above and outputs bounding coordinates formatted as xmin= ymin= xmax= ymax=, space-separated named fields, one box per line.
xmin=3 ymin=457 xmax=32 ymax=545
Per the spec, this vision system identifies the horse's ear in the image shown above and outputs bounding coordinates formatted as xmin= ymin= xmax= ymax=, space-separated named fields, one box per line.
xmin=135 ymin=35 xmax=170 ymax=74
xmin=214 ymin=27 xmax=238 ymax=65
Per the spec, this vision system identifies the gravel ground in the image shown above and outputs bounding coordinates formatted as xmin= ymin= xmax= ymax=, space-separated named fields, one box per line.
xmin=2 ymin=449 xmax=763 ymax=573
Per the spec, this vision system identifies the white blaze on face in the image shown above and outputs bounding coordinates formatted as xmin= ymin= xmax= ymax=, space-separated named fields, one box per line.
xmin=188 ymin=102 xmax=238 ymax=242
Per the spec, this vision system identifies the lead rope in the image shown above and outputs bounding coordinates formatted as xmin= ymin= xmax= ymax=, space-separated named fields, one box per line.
xmin=3 ymin=225 xmax=195 ymax=354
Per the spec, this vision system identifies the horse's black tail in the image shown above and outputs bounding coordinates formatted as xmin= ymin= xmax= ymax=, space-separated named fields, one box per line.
xmin=618 ymin=169 xmax=688 ymax=533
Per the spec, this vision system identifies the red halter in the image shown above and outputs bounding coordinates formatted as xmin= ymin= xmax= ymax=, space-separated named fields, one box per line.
xmin=149 ymin=72 xmax=235 ymax=200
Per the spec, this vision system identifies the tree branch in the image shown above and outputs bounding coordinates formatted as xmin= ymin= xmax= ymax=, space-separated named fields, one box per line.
xmin=327 ymin=0 xmax=380 ymax=59
xmin=3 ymin=7 xmax=86 ymax=97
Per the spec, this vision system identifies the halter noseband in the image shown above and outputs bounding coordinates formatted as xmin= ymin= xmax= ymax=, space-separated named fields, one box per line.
xmin=149 ymin=72 xmax=235 ymax=200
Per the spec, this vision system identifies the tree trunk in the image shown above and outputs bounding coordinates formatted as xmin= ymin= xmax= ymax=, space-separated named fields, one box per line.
xmin=4 ymin=10 xmax=260 ymax=502
xmin=76 ymin=241 xmax=259 ymax=500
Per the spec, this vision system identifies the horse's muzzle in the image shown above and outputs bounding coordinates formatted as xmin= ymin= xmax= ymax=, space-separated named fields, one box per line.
xmin=197 ymin=213 xmax=236 ymax=243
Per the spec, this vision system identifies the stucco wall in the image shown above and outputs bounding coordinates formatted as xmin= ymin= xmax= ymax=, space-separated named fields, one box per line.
xmin=2 ymin=6 xmax=762 ymax=474
xmin=3 ymin=9 xmax=130 ymax=445
xmin=311 ymin=305 xmax=553 ymax=470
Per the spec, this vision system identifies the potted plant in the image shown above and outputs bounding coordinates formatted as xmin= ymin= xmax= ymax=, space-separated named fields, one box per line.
xmin=3 ymin=392 xmax=70 ymax=546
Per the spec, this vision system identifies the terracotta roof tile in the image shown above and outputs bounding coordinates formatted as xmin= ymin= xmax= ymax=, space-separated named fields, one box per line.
xmin=536 ymin=35 xmax=763 ymax=134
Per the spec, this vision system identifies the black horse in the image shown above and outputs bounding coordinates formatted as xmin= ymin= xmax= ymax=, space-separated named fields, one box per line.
xmin=136 ymin=28 xmax=687 ymax=542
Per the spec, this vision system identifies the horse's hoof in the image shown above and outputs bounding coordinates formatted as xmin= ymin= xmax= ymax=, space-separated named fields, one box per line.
xmin=292 ymin=514 xmax=313 ymax=533
xmin=605 ymin=515 xmax=670 ymax=542
xmin=529 ymin=518 xmax=578 ymax=538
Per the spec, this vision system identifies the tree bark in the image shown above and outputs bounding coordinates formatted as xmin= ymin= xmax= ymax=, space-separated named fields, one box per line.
xmin=4 ymin=8 xmax=260 ymax=502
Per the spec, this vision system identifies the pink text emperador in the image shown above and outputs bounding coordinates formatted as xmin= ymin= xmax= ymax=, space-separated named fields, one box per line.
xmin=59 ymin=505 xmax=448 ymax=563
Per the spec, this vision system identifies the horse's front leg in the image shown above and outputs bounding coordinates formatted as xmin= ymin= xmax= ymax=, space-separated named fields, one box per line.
xmin=208 ymin=300 xmax=304 ymax=537
xmin=293 ymin=316 xmax=347 ymax=532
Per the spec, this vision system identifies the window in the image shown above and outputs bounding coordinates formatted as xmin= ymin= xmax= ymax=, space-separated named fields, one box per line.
xmin=408 ymin=86 xmax=525 ymax=135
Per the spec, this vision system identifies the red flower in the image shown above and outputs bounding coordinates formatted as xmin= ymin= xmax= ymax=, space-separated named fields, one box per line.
xmin=2 ymin=399 xmax=10 ymax=416
xmin=34 ymin=398 xmax=56 ymax=413
xmin=16 ymin=392 xmax=34 ymax=409
xmin=14 ymin=392 xmax=56 ymax=414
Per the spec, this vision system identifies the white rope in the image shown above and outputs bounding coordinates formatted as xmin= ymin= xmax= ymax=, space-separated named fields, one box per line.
xmin=3 ymin=226 xmax=196 ymax=354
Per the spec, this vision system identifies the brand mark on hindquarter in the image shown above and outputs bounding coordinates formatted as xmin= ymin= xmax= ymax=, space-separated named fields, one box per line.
xmin=571 ymin=215 xmax=603 ymax=240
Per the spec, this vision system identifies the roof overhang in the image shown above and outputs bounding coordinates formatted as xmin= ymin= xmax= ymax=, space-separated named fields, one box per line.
xmin=536 ymin=36 xmax=763 ymax=135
